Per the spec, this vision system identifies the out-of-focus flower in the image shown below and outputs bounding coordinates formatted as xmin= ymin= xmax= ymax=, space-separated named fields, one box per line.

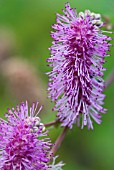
xmin=0 ymin=101 xmax=64 ymax=170
xmin=47 ymin=3 xmax=112 ymax=129
xmin=1 ymin=58 xmax=46 ymax=106
xmin=0 ymin=28 xmax=16 ymax=62
xmin=102 ymin=15 xmax=113 ymax=30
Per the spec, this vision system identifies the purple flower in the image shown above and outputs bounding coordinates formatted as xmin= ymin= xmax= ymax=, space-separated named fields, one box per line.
xmin=47 ymin=3 xmax=112 ymax=129
xmin=0 ymin=101 xmax=63 ymax=170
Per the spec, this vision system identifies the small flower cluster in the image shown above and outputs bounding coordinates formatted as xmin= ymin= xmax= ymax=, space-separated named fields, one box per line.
xmin=47 ymin=3 xmax=112 ymax=129
xmin=0 ymin=101 xmax=64 ymax=170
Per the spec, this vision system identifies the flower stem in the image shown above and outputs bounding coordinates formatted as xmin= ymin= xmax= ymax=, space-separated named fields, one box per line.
xmin=48 ymin=126 xmax=68 ymax=160
xmin=105 ymin=70 xmax=114 ymax=88
xmin=44 ymin=119 xmax=59 ymax=127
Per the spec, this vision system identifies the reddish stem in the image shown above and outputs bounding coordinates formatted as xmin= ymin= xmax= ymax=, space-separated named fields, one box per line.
xmin=48 ymin=126 xmax=68 ymax=159
xmin=105 ymin=70 xmax=114 ymax=88
xmin=44 ymin=119 xmax=59 ymax=127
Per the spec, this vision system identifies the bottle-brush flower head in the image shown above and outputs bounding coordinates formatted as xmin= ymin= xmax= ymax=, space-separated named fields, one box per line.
xmin=0 ymin=101 xmax=64 ymax=170
xmin=47 ymin=3 xmax=112 ymax=129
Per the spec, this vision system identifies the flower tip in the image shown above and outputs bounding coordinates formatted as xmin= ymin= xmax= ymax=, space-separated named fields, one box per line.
xmin=65 ymin=2 xmax=70 ymax=6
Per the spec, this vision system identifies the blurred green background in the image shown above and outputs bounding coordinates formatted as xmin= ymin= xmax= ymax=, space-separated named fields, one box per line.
xmin=0 ymin=0 xmax=114 ymax=169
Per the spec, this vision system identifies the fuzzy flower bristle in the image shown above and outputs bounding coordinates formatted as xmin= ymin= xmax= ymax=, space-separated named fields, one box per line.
xmin=47 ymin=3 xmax=112 ymax=129
xmin=0 ymin=101 xmax=64 ymax=170
xmin=48 ymin=156 xmax=64 ymax=170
